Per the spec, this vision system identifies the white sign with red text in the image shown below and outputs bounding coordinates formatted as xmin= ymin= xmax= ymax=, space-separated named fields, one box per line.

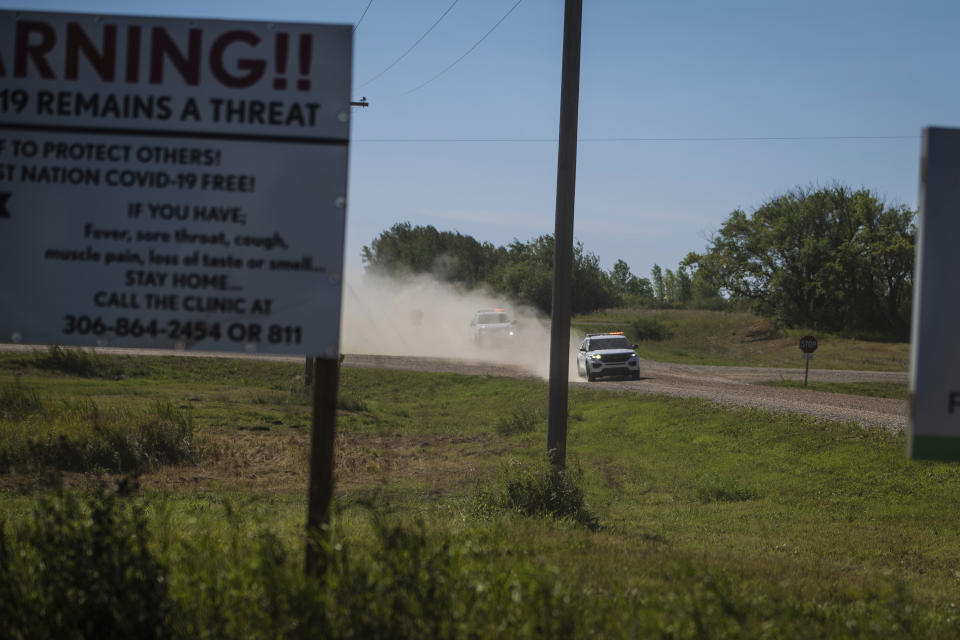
xmin=0 ymin=11 xmax=352 ymax=356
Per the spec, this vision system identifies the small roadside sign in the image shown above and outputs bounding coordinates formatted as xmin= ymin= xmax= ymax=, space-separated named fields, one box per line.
xmin=910 ymin=127 xmax=960 ymax=461
xmin=799 ymin=335 xmax=818 ymax=354
xmin=0 ymin=11 xmax=352 ymax=357
xmin=799 ymin=335 xmax=817 ymax=386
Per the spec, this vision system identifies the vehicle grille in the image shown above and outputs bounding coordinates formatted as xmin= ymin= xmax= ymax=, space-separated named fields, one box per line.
xmin=600 ymin=353 xmax=632 ymax=363
xmin=607 ymin=366 xmax=631 ymax=375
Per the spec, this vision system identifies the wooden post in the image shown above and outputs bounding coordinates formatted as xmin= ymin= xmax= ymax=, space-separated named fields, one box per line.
xmin=305 ymin=356 xmax=339 ymax=575
xmin=546 ymin=0 xmax=583 ymax=470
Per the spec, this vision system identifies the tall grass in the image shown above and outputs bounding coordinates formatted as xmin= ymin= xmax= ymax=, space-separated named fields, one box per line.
xmin=474 ymin=458 xmax=600 ymax=530
xmin=4 ymin=490 xmax=959 ymax=639
xmin=0 ymin=383 xmax=196 ymax=473
xmin=0 ymin=379 xmax=42 ymax=418
xmin=31 ymin=346 xmax=125 ymax=378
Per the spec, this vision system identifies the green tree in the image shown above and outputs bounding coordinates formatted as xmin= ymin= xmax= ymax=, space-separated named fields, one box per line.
xmin=650 ymin=264 xmax=665 ymax=306
xmin=676 ymin=266 xmax=693 ymax=305
xmin=663 ymin=269 xmax=678 ymax=306
xmin=630 ymin=277 xmax=655 ymax=306
xmin=610 ymin=259 xmax=633 ymax=294
xmin=493 ymin=235 xmax=619 ymax=314
xmin=691 ymin=185 xmax=915 ymax=338
xmin=363 ymin=224 xmax=621 ymax=316
xmin=362 ymin=222 xmax=500 ymax=288
xmin=681 ymin=252 xmax=727 ymax=310
xmin=609 ymin=260 xmax=654 ymax=306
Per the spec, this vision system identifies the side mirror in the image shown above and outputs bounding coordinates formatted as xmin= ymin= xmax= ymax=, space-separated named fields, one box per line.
xmin=633 ymin=344 xmax=639 ymax=349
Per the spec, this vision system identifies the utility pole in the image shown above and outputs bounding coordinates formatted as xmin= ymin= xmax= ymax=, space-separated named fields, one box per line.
xmin=546 ymin=0 xmax=583 ymax=470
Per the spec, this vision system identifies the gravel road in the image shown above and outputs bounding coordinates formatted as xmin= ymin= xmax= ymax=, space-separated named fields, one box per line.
xmin=343 ymin=354 xmax=909 ymax=432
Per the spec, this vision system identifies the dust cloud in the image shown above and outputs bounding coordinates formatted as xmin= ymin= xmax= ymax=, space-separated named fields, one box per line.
xmin=340 ymin=270 xmax=583 ymax=380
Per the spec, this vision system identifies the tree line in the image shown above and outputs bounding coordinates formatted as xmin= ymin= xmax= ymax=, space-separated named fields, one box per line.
xmin=362 ymin=185 xmax=916 ymax=340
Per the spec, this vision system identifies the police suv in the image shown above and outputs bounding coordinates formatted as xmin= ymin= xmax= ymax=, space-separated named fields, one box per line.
xmin=576 ymin=332 xmax=640 ymax=381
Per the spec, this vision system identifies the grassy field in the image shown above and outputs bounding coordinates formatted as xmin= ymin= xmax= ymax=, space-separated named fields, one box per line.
xmin=1 ymin=348 xmax=956 ymax=638
xmin=573 ymin=308 xmax=910 ymax=371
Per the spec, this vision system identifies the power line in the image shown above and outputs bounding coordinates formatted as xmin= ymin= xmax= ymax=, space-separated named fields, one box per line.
xmin=397 ymin=0 xmax=525 ymax=97
xmin=352 ymin=134 xmax=921 ymax=143
xmin=354 ymin=0 xmax=374 ymax=32
xmin=357 ymin=0 xmax=460 ymax=90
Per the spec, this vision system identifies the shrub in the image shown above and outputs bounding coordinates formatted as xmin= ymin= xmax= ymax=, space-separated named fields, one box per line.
xmin=474 ymin=458 xmax=599 ymax=530
xmin=0 ymin=490 xmax=174 ymax=639
xmin=630 ymin=316 xmax=673 ymax=342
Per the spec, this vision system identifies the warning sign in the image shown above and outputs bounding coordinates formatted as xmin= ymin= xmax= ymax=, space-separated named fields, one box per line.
xmin=910 ymin=127 xmax=960 ymax=460
xmin=0 ymin=10 xmax=352 ymax=356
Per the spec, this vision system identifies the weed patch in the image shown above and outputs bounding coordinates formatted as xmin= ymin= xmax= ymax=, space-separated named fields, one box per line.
xmin=0 ymin=379 xmax=42 ymax=418
xmin=694 ymin=474 xmax=761 ymax=503
xmin=474 ymin=459 xmax=599 ymax=530
xmin=31 ymin=346 xmax=124 ymax=379
xmin=338 ymin=394 xmax=369 ymax=412
xmin=494 ymin=408 xmax=540 ymax=435
xmin=0 ymin=394 xmax=196 ymax=473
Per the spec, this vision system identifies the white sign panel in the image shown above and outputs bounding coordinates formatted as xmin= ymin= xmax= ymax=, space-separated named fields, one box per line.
xmin=909 ymin=127 xmax=960 ymax=460
xmin=0 ymin=11 xmax=352 ymax=356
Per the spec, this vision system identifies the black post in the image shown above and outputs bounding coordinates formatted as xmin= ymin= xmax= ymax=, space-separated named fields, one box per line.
xmin=305 ymin=356 xmax=339 ymax=575
xmin=547 ymin=0 xmax=583 ymax=470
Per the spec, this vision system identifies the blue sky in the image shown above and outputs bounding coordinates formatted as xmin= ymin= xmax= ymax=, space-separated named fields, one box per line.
xmin=9 ymin=0 xmax=959 ymax=280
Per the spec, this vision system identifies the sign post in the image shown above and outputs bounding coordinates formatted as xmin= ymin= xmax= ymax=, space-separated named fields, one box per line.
xmin=799 ymin=335 xmax=818 ymax=386
xmin=909 ymin=127 xmax=960 ymax=461
xmin=0 ymin=10 xmax=353 ymax=572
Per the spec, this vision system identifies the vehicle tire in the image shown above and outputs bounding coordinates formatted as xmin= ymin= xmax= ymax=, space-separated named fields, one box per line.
xmin=587 ymin=372 xmax=596 ymax=382
xmin=631 ymin=372 xmax=640 ymax=380
xmin=577 ymin=362 xmax=585 ymax=378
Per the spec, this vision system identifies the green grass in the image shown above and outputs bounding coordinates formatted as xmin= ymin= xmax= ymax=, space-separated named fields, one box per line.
xmin=759 ymin=380 xmax=910 ymax=399
xmin=0 ymin=379 xmax=196 ymax=473
xmin=1 ymin=351 xmax=958 ymax=638
xmin=574 ymin=308 xmax=910 ymax=371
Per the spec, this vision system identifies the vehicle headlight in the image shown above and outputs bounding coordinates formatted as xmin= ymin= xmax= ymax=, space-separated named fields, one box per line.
xmin=590 ymin=354 xmax=602 ymax=360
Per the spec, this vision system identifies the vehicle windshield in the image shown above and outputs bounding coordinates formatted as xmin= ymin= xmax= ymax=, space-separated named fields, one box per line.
xmin=477 ymin=313 xmax=509 ymax=324
xmin=588 ymin=337 xmax=632 ymax=350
